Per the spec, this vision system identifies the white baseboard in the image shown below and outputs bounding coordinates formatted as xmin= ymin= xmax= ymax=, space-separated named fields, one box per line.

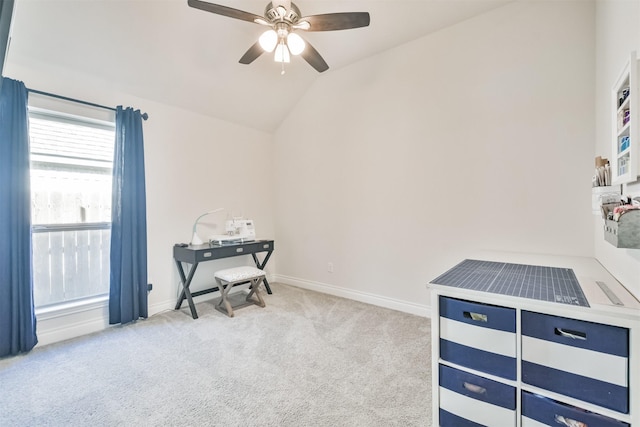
xmin=34 ymin=273 xmax=428 ymax=347
xmin=36 ymin=302 xmax=110 ymax=347
xmin=274 ymin=274 xmax=431 ymax=318
xmin=35 ymin=298 xmax=182 ymax=347
xmin=149 ymin=298 xmax=181 ymax=316
xmin=33 ymin=278 xmax=267 ymax=347
xmin=36 ymin=320 xmax=109 ymax=347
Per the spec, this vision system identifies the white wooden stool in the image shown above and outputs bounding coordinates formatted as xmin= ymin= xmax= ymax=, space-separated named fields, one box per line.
xmin=213 ymin=266 xmax=266 ymax=317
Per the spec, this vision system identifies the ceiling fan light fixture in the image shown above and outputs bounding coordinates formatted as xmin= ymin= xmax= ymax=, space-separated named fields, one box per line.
xmin=259 ymin=30 xmax=278 ymax=52
xmin=274 ymin=42 xmax=290 ymax=63
xmin=287 ymin=33 xmax=305 ymax=55
xmin=188 ymin=0 xmax=370 ymax=73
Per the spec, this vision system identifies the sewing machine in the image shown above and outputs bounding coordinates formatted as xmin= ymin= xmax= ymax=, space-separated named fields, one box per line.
xmin=209 ymin=218 xmax=256 ymax=245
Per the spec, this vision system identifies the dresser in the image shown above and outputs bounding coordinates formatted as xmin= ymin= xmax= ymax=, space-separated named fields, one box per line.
xmin=429 ymin=252 xmax=640 ymax=427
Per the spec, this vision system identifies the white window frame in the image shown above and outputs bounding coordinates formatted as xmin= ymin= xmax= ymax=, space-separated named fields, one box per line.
xmin=28 ymin=106 xmax=116 ymax=311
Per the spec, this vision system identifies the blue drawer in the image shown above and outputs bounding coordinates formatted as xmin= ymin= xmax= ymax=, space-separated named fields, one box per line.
xmin=522 ymin=311 xmax=628 ymax=356
xmin=439 ymin=364 xmax=516 ymax=427
xmin=439 ymin=297 xmax=516 ymax=380
xmin=522 ymin=392 xmax=629 ymax=427
xmin=440 ymin=296 xmax=516 ymax=333
xmin=521 ymin=311 xmax=629 ymax=413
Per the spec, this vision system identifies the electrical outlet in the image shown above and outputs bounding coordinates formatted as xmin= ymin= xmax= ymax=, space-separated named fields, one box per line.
xmin=327 ymin=262 xmax=334 ymax=273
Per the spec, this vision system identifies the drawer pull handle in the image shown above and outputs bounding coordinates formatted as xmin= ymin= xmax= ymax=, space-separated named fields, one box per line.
xmin=463 ymin=311 xmax=487 ymax=322
xmin=555 ymin=328 xmax=587 ymax=340
xmin=555 ymin=414 xmax=587 ymax=427
xmin=463 ymin=382 xmax=486 ymax=395
xmin=236 ymin=248 xmax=244 ymax=253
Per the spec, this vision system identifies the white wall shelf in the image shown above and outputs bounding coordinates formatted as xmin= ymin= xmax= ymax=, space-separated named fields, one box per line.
xmin=612 ymin=52 xmax=640 ymax=184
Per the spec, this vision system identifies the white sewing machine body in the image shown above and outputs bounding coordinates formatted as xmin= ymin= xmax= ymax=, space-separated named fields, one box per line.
xmin=209 ymin=218 xmax=256 ymax=245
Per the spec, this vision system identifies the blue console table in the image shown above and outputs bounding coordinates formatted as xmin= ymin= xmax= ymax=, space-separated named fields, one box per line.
xmin=173 ymin=240 xmax=274 ymax=319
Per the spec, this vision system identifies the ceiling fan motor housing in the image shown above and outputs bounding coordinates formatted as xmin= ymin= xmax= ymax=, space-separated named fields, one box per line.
xmin=264 ymin=1 xmax=301 ymax=24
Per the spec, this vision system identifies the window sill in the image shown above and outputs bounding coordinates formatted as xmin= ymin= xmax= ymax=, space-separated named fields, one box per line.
xmin=35 ymin=295 xmax=109 ymax=321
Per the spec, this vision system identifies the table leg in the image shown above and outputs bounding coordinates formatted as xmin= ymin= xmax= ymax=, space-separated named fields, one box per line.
xmin=251 ymin=250 xmax=273 ymax=294
xmin=175 ymin=260 xmax=200 ymax=319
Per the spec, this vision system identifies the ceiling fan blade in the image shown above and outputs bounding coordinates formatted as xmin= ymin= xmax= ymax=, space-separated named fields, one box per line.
xmin=300 ymin=40 xmax=329 ymax=73
xmin=239 ymin=41 xmax=265 ymax=65
xmin=300 ymin=12 xmax=370 ymax=32
xmin=187 ymin=0 xmax=263 ymax=24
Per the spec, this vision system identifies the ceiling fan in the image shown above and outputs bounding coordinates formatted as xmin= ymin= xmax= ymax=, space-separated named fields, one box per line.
xmin=187 ymin=0 xmax=370 ymax=73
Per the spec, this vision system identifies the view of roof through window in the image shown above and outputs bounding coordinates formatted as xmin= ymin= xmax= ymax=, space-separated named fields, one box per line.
xmin=30 ymin=113 xmax=114 ymax=162
xmin=29 ymin=112 xmax=115 ymax=225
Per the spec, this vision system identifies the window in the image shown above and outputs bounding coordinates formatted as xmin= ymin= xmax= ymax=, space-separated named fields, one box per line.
xmin=29 ymin=108 xmax=115 ymax=308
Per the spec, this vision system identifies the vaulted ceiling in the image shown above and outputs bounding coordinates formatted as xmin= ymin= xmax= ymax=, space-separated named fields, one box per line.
xmin=7 ymin=0 xmax=511 ymax=132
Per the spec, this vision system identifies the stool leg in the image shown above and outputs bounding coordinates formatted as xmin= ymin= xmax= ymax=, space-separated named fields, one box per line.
xmin=246 ymin=277 xmax=266 ymax=308
xmin=216 ymin=278 xmax=235 ymax=317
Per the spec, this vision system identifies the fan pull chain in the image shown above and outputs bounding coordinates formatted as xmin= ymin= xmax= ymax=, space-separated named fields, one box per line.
xmin=279 ymin=38 xmax=286 ymax=75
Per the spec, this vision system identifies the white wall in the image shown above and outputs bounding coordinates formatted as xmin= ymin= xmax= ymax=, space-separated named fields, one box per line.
xmin=273 ymin=0 xmax=596 ymax=314
xmin=594 ymin=0 xmax=640 ymax=298
xmin=8 ymin=0 xmax=638 ymax=345
xmin=4 ymin=61 xmax=275 ymax=345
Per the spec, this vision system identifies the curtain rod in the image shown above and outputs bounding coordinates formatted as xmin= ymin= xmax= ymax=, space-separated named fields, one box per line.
xmin=27 ymin=88 xmax=149 ymax=120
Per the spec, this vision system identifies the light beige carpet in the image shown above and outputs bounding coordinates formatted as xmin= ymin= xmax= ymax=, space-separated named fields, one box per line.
xmin=0 ymin=283 xmax=432 ymax=426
